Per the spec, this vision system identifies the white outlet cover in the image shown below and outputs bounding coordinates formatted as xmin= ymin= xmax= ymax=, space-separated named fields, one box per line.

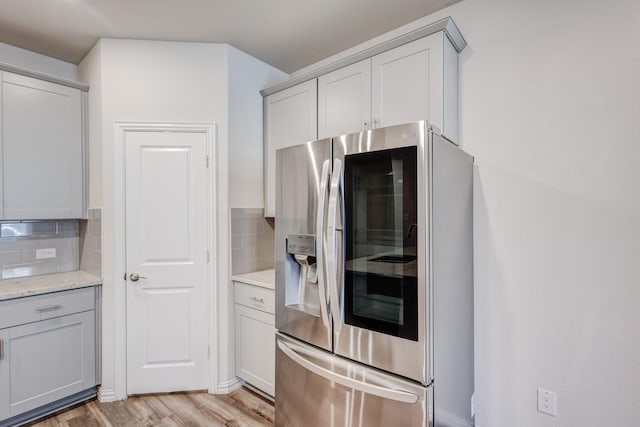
xmin=36 ymin=248 xmax=57 ymax=259
xmin=537 ymin=388 xmax=557 ymax=416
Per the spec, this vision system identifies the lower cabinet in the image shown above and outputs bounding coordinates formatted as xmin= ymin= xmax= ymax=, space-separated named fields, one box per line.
xmin=0 ymin=286 xmax=99 ymax=426
xmin=234 ymin=282 xmax=275 ymax=397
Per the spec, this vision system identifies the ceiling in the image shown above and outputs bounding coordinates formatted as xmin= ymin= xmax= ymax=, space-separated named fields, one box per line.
xmin=0 ymin=0 xmax=460 ymax=74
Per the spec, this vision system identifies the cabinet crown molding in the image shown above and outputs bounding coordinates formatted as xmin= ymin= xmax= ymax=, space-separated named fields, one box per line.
xmin=0 ymin=61 xmax=89 ymax=91
xmin=261 ymin=16 xmax=465 ymax=97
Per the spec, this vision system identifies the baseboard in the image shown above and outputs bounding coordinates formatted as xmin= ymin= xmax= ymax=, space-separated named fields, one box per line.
xmin=214 ymin=377 xmax=244 ymax=394
xmin=97 ymin=387 xmax=118 ymax=402
xmin=243 ymin=383 xmax=275 ymax=402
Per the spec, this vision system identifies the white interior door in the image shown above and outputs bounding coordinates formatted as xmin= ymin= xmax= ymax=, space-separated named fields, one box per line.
xmin=125 ymin=128 xmax=209 ymax=394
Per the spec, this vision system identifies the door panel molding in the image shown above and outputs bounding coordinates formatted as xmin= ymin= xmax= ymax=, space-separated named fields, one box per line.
xmin=114 ymin=122 xmax=216 ymax=399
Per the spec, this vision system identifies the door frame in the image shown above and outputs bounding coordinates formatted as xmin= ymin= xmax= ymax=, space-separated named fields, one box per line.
xmin=114 ymin=122 xmax=217 ymax=399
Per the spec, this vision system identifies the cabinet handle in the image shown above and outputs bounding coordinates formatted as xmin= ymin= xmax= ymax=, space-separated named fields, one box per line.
xmin=0 ymin=338 xmax=4 ymax=360
xmin=35 ymin=304 xmax=62 ymax=312
xmin=373 ymin=119 xmax=380 ymax=128
xmin=249 ymin=296 xmax=264 ymax=304
xmin=362 ymin=121 xmax=369 ymax=131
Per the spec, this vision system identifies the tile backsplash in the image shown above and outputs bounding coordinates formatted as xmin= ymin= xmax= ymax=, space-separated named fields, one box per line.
xmin=0 ymin=209 xmax=103 ymax=280
xmin=79 ymin=208 xmax=102 ymax=277
xmin=0 ymin=220 xmax=80 ymax=279
xmin=231 ymin=208 xmax=274 ymax=275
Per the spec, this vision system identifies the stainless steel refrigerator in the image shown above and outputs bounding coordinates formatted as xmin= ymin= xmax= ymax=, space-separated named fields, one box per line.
xmin=275 ymin=121 xmax=474 ymax=427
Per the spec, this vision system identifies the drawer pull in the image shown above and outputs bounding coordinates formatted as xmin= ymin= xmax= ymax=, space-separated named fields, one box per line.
xmin=35 ymin=304 xmax=62 ymax=312
xmin=249 ymin=296 xmax=264 ymax=304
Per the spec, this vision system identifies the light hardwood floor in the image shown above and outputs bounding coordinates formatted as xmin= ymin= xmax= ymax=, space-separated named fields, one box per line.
xmin=25 ymin=388 xmax=274 ymax=427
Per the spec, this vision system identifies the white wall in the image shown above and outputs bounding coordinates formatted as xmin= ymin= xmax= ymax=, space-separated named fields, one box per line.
xmin=228 ymin=46 xmax=286 ymax=208
xmin=79 ymin=39 xmax=230 ymax=399
xmin=0 ymin=42 xmax=77 ymax=80
xmin=396 ymin=1 xmax=638 ymax=426
xmin=295 ymin=0 xmax=639 ymax=425
xmin=78 ymin=38 xmax=285 ymax=400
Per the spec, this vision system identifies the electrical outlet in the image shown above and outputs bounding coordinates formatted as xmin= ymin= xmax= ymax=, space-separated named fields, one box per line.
xmin=36 ymin=248 xmax=57 ymax=259
xmin=537 ymin=388 xmax=557 ymax=416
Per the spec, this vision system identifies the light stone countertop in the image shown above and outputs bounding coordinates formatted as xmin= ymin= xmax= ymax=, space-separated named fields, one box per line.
xmin=0 ymin=271 xmax=102 ymax=301
xmin=231 ymin=268 xmax=275 ymax=290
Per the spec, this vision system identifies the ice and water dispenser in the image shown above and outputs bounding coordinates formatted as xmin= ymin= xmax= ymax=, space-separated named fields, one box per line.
xmin=283 ymin=233 xmax=322 ymax=317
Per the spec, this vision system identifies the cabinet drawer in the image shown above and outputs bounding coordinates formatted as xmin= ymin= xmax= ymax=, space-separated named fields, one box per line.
xmin=0 ymin=287 xmax=95 ymax=329
xmin=234 ymin=282 xmax=275 ymax=314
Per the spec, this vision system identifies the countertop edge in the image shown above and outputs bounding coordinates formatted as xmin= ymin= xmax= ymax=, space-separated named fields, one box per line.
xmin=231 ymin=269 xmax=275 ymax=290
xmin=0 ymin=271 xmax=103 ymax=302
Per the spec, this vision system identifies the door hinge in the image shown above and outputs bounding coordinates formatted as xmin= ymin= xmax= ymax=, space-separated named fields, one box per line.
xmin=123 ymin=272 xmax=127 ymax=281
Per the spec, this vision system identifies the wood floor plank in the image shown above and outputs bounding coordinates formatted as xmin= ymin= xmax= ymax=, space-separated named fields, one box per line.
xmin=126 ymin=395 xmax=166 ymax=426
xmin=102 ymin=400 xmax=144 ymax=426
xmin=84 ymin=400 xmax=113 ymax=427
xmin=67 ymin=413 xmax=102 ymax=427
xmin=169 ymin=394 xmax=228 ymax=427
xmin=191 ymin=390 xmax=273 ymax=426
xmin=154 ymin=414 xmax=187 ymax=427
xmin=155 ymin=394 xmax=210 ymax=427
xmin=26 ymin=387 xmax=274 ymax=427
xmin=229 ymin=389 xmax=274 ymax=423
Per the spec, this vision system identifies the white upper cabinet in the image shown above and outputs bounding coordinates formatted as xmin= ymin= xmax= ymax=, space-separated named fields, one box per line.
xmin=318 ymin=60 xmax=371 ymax=138
xmin=373 ymin=35 xmax=443 ymax=130
xmin=1 ymin=71 xmax=85 ymax=219
xmin=264 ymin=79 xmax=317 ymax=217
xmin=263 ymin=18 xmax=465 ymax=218
xmin=318 ymin=32 xmax=458 ymax=141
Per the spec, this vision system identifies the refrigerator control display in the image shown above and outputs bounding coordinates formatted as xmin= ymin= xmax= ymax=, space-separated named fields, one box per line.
xmin=286 ymin=234 xmax=316 ymax=257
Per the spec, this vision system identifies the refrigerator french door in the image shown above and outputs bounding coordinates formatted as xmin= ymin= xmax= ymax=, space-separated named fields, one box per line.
xmin=331 ymin=123 xmax=429 ymax=384
xmin=275 ymin=332 xmax=430 ymax=427
xmin=277 ymin=122 xmax=429 ymax=381
xmin=275 ymin=121 xmax=474 ymax=427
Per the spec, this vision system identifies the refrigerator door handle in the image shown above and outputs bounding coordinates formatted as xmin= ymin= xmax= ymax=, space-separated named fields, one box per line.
xmin=326 ymin=158 xmax=343 ymax=332
xmin=316 ymin=159 xmax=331 ymax=328
xmin=277 ymin=338 xmax=420 ymax=404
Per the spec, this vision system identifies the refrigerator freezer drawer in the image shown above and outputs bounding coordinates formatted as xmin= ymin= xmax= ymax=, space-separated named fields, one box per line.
xmin=275 ymin=333 xmax=431 ymax=427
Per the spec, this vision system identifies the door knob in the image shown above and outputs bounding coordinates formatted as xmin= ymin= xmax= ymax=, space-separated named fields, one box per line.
xmin=129 ymin=273 xmax=147 ymax=282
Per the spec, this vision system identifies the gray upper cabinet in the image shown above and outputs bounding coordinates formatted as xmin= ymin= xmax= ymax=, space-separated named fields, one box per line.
xmin=318 ymin=32 xmax=459 ymax=141
xmin=0 ymin=70 xmax=86 ymax=220
xmin=318 ymin=60 xmax=371 ymax=139
xmin=264 ymin=18 xmax=466 ymax=218
xmin=372 ymin=33 xmax=458 ymax=139
xmin=264 ymin=79 xmax=317 ymax=217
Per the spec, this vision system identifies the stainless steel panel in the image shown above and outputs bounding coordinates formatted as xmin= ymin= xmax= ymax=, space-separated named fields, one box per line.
xmin=275 ymin=139 xmax=332 ymax=351
xmin=276 ymin=333 xmax=431 ymax=427
xmin=333 ymin=121 xmax=430 ymax=384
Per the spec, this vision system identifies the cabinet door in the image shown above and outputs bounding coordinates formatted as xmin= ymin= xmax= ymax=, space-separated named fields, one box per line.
xmin=1 ymin=72 xmax=83 ymax=219
xmin=0 ymin=329 xmax=8 ymax=421
xmin=264 ymin=80 xmax=317 ymax=217
xmin=372 ymin=34 xmax=444 ymax=131
xmin=318 ymin=59 xmax=371 ymax=138
xmin=3 ymin=312 xmax=95 ymax=419
xmin=235 ymin=304 xmax=275 ymax=396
